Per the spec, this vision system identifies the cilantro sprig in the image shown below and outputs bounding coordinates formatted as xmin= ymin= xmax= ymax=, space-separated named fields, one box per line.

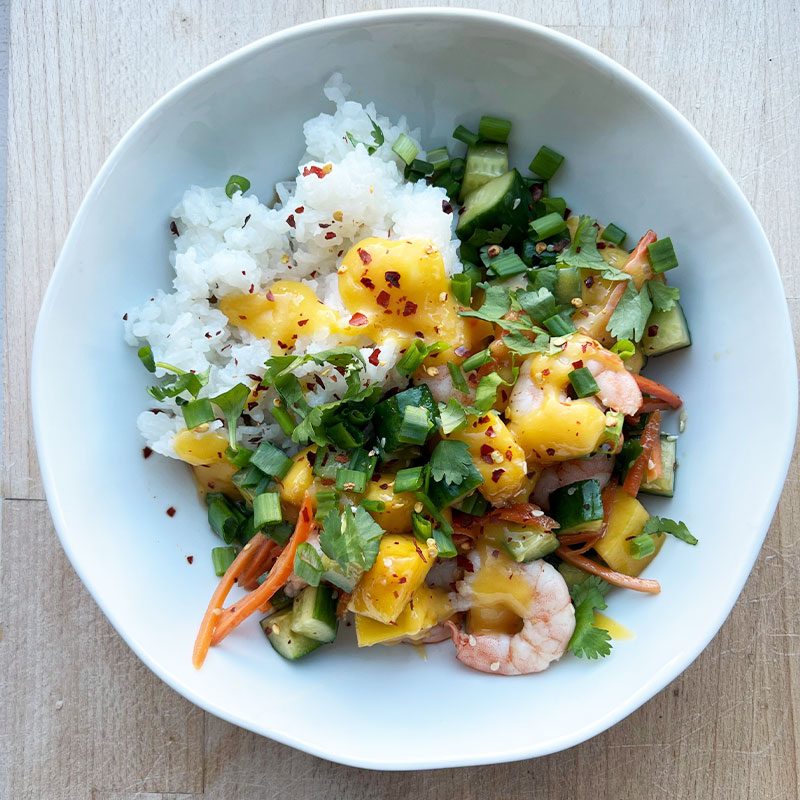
xmin=568 ymin=576 xmax=613 ymax=659
xmin=346 ymin=115 xmax=385 ymax=155
xmin=320 ymin=505 xmax=385 ymax=573
xmin=643 ymin=516 xmax=698 ymax=545
xmin=430 ymin=440 xmax=474 ymax=485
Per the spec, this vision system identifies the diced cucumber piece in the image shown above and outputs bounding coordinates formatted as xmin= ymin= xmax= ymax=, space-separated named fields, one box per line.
xmin=502 ymin=530 xmax=559 ymax=562
xmin=320 ymin=552 xmax=363 ymax=593
xmin=456 ymin=169 xmax=531 ymax=245
xmin=641 ymin=301 xmax=691 ymax=357
xmin=554 ymin=266 xmax=581 ymax=304
xmin=259 ymin=587 xmax=293 ymax=615
xmin=459 ymin=143 xmax=508 ymax=202
xmin=291 ymin=585 xmax=339 ymax=643
xmin=427 ymin=469 xmax=484 ymax=511
xmin=550 ymin=479 xmax=604 ymax=535
xmin=260 ymin=609 xmax=323 ymax=661
xmin=640 ymin=434 xmax=678 ymax=498
xmin=373 ymin=384 xmax=439 ymax=454
xmin=622 ymin=344 xmax=648 ymax=375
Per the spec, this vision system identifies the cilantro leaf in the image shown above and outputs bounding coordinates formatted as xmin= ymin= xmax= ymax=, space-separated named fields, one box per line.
xmin=147 ymin=363 xmax=210 ymax=402
xmin=458 ymin=284 xmax=511 ymax=323
xmin=439 ymin=398 xmax=469 ymax=435
xmin=528 ymin=264 xmax=558 ymax=293
xmin=474 ymin=368 xmax=518 ymax=413
xmin=319 ymin=505 xmax=385 ymax=573
xmin=503 ymin=330 xmax=549 ymax=355
xmin=556 ymin=215 xmax=606 ymax=270
xmin=597 ymin=262 xmax=633 ymax=283
xmin=430 ymin=440 xmax=474 ymax=485
xmin=466 ymin=224 xmax=512 ymax=247
xmin=642 ymin=516 xmax=698 ymax=545
xmin=607 ymin=282 xmax=653 ymax=342
xmin=368 ymin=115 xmax=384 ymax=147
xmin=210 ymin=383 xmax=250 ymax=449
xmin=647 ymin=280 xmax=680 ymax=312
xmin=568 ymin=576 xmax=613 ymax=659
xmin=517 ymin=286 xmax=557 ymax=322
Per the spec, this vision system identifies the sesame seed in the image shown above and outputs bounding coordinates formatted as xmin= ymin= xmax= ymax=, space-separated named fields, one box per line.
xmin=468 ymin=635 xmax=477 ymax=646
xmin=490 ymin=661 xmax=500 ymax=672
xmin=426 ymin=366 xmax=439 ymax=377
xmin=271 ymin=624 xmax=281 ymax=635
xmin=439 ymin=292 xmax=448 ymax=302
xmin=414 ymin=502 xmax=423 ymax=513
xmin=571 ymin=297 xmax=584 ymax=308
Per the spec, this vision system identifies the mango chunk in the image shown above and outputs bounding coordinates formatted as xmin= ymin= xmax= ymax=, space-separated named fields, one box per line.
xmin=279 ymin=446 xmax=317 ymax=508
xmin=355 ymin=587 xmax=452 ymax=646
xmin=361 ymin=478 xmax=415 ymax=534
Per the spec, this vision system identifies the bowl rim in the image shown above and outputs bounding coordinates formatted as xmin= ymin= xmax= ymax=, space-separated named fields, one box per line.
xmin=32 ymin=6 xmax=798 ymax=770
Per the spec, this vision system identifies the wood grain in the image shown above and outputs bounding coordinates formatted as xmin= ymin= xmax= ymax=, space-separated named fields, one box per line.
xmin=2 ymin=2 xmax=798 ymax=798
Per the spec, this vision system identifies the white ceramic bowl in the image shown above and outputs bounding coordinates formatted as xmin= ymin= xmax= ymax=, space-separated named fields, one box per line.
xmin=33 ymin=9 xmax=797 ymax=770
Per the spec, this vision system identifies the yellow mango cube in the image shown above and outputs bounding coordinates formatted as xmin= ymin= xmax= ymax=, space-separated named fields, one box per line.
xmin=362 ymin=478 xmax=415 ymax=534
xmin=355 ymin=587 xmax=452 ymax=647
xmin=594 ymin=487 xmax=665 ymax=576
xmin=348 ymin=534 xmax=435 ymax=623
xmin=279 ymin=446 xmax=317 ymax=508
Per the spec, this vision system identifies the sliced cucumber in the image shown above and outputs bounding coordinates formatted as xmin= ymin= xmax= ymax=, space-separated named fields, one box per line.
xmin=260 ymin=609 xmax=323 ymax=661
xmin=502 ymin=530 xmax=559 ymax=562
xmin=641 ymin=301 xmax=691 ymax=357
xmin=291 ymin=584 xmax=339 ymax=643
xmin=456 ymin=169 xmax=531 ymax=245
xmin=320 ymin=552 xmax=363 ymax=593
xmin=640 ymin=434 xmax=677 ymax=497
xmin=550 ymin=479 xmax=604 ymax=535
xmin=458 ymin=143 xmax=508 ymax=202
xmin=554 ymin=266 xmax=581 ymax=304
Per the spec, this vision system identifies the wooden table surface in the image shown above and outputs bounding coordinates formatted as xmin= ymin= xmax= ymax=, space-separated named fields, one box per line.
xmin=2 ymin=2 xmax=798 ymax=798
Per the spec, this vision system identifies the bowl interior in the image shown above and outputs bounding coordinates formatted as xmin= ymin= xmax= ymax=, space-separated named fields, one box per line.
xmin=33 ymin=10 xmax=796 ymax=769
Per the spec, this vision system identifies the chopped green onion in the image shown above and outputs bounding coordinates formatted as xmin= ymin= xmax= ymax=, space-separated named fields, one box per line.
xmin=253 ymin=492 xmax=282 ymax=528
xmin=462 ymin=348 xmax=492 ymax=372
xmin=207 ymin=493 xmax=246 ymax=544
xmin=543 ymin=311 xmax=577 ymax=336
xmin=392 ymin=133 xmax=419 ymax=165
xmin=394 ymin=465 xmax=427 ymax=494
xmin=452 ymin=125 xmax=480 ymax=146
xmin=404 ymin=169 xmax=427 ymax=183
xmin=397 ymin=405 xmax=433 ymax=445
xmin=529 ymin=146 xmax=564 ymax=180
xmin=529 ymin=212 xmax=567 ymax=242
xmin=360 ymin=498 xmax=386 ymax=513
xmin=478 ymin=115 xmax=512 ymax=143
xmin=293 ymin=542 xmax=323 ymax=586
xmin=211 ymin=546 xmax=237 ymax=576
xmin=311 ymin=445 xmax=342 ymax=480
xmin=414 ymin=491 xmax=457 ymax=534
xmin=335 ymin=468 xmax=368 ymax=494
xmin=450 ymin=157 xmax=466 ymax=179
xmin=487 ymin=250 xmax=527 ymax=278
xmin=451 ymin=274 xmax=472 ymax=306
xmin=225 ymin=174 xmax=251 ymax=198
xmin=411 ymin=511 xmax=433 ymax=542
xmin=181 ymin=398 xmax=215 ymax=429
xmin=327 ymin=422 xmax=360 ymax=450
xmin=225 ymin=446 xmax=253 ymax=469
xmin=137 ymin=346 xmax=156 ymax=373
xmin=458 ymin=491 xmax=489 ymax=516
xmin=315 ymin=490 xmax=338 ymax=521
xmin=250 ymin=442 xmax=293 ymax=479
xmin=431 ymin=527 xmax=458 ymax=558
xmin=348 ymin=448 xmax=378 ymax=482
xmin=601 ymin=223 xmax=627 ymax=247
xmin=630 ymin=533 xmax=656 ymax=560
xmin=542 ymin=196 xmax=567 ymax=217
xmin=647 ymin=237 xmax=679 ymax=273
xmin=447 ymin=361 xmax=469 ymax=394
xmin=426 ymin=146 xmax=450 ymax=172
xmin=611 ymin=339 xmax=636 ymax=360
xmin=409 ymin=158 xmax=434 ymax=175
xmin=568 ymin=366 xmax=600 ymax=397
xmin=432 ymin=172 xmax=461 ymax=197
xmin=396 ymin=340 xmax=449 ymax=378
xmin=270 ymin=403 xmax=295 ymax=436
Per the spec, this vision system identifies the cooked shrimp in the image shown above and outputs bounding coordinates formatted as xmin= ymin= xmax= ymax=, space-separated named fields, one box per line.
xmin=533 ymin=451 xmax=615 ymax=508
xmin=413 ymin=366 xmax=475 ymax=405
xmin=446 ymin=546 xmax=575 ymax=675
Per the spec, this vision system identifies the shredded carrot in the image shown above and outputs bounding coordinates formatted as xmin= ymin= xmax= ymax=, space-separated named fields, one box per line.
xmin=647 ymin=431 xmax=663 ymax=482
xmin=622 ymin=411 xmax=661 ymax=497
xmin=634 ymin=374 xmax=682 ymax=409
xmin=336 ymin=591 xmax=351 ymax=620
xmin=556 ymin=546 xmax=661 ymax=594
xmin=209 ymin=493 xmax=316 ymax=646
xmin=238 ymin=538 xmax=279 ymax=591
xmin=489 ymin=503 xmax=559 ymax=531
xmin=192 ymin=532 xmax=267 ymax=669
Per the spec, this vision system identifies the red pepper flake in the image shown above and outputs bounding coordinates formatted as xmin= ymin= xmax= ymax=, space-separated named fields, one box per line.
xmin=325 ymin=231 xmax=336 ymax=240
xmin=477 ymin=415 xmax=490 ymax=424
xmin=248 ymin=283 xmax=255 ymax=294
xmin=505 ymin=449 xmax=513 ymax=461
xmin=358 ymin=248 xmax=372 ymax=265
xmin=457 ymin=554 xmax=474 ymax=573
xmin=572 ymin=360 xmax=584 ymax=369
xmin=302 ymin=165 xmax=327 ymax=179
xmin=379 ymin=483 xmax=389 ymax=490
xmin=166 ymin=507 xmax=176 ymax=517
xmin=393 ymin=590 xmax=399 ymax=599
xmin=546 ymin=448 xmax=556 ymax=456
xmin=169 ymin=221 xmax=179 ymax=236
xmin=314 ymin=374 xmax=326 ymax=390
xmin=480 ymin=444 xmax=495 ymax=464
xmin=122 ymin=312 xmax=128 ymax=321
xmin=368 ymin=348 xmax=381 ymax=366
xmin=442 ymin=199 xmax=453 ymax=214
xmin=360 ymin=276 xmax=375 ymax=290
xmin=286 ymin=214 xmax=296 ymax=228
xmin=542 ymin=369 xmax=550 ymax=376
xmin=376 ymin=291 xmax=391 ymax=308
xmin=648 ymin=324 xmax=659 ymax=337
xmin=321 ymin=477 xmax=335 ymax=486
xmin=295 ymin=206 xmax=304 ymax=214
xmin=186 ymin=555 xmax=194 ymax=564
xmin=581 ymin=343 xmax=589 ymax=353
xmin=530 ymin=183 xmax=544 ymax=203
xmin=491 ymin=469 xmax=505 ymax=483
xmin=266 ymin=290 xmax=275 ymax=301
xmin=334 ymin=454 xmax=349 ymax=463
xmin=318 ymin=222 xmax=330 ymax=229
xmin=597 ymin=241 xmax=607 ymax=249
xmin=277 ymin=340 xmax=288 ymax=350
xmin=454 ymin=345 xmax=470 ymax=358
xmin=302 ymin=506 xmax=311 ymax=523
xmin=142 ymin=446 xmax=153 ymax=459
xmin=297 ymin=318 xmax=310 ymax=327
xmin=485 ymin=426 xmax=496 ymax=438
xmin=349 ymin=312 xmax=368 ymax=327
xmin=242 ymin=214 xmax=251 ymax=228
xmin=384 ymin=271 xmax=401 ymax=288
xmin=584 ymin=276 xmax=595 ymax=288
xmin=398 ymin=577 xmax=407 ymax=584
xmin=403 ymin=301 xmax=417 ymax=317
xmin=238 ymin=315 xmax=247 ymax=320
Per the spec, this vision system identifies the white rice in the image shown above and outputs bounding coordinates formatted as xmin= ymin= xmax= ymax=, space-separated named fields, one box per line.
xmin=125 ymin=74 xmax=461 ymax=458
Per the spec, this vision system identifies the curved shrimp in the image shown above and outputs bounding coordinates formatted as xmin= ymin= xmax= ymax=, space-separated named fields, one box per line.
xmin=413 ymin=366 xmax=475 ymax=406
xmin=447 ymin=548 xmax=575 ymax=675
xmin=532 ymin=451 xmax=615 ymax=509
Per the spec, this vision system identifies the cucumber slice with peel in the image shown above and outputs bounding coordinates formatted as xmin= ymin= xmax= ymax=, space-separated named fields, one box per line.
xmin=260 ymin=609 xmax=323 ymax=661
xmin=291 ymin=584 xmax=339 ymax=643
xmin=458 ymin=143 xmax=508 ymax=202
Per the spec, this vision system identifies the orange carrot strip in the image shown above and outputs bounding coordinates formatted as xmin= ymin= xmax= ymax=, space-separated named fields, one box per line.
xmin=556 ymin=546 xmax=661 ymax=594
xmin=634 ymin=374 xmax=682 ymax=409
xmin=238 ymin=538 xmax=278 ymax=591
xmin=209 ymin=493 xmax=315 ymax=646
xmin=192 ymin=532 xmax=267 ymax=669
xmin=622 ymin=411 xmax=661 ymax=497
xmin=647 ymin=431 xmax=663 ymax=482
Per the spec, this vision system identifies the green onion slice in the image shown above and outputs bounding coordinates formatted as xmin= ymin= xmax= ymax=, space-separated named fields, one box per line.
xmin=250 ymin=442 xmax=293 ymax=479
xmin=478 ymin=116 xmax=512 ymax=143
xmin=529 ymin=146 xmax=564 ymax=180
xmin=211 ymin=546 xmax=237 ymax=576
xmin=397 ymin=405 xmax=433 ymax=445
xmin=452 ymin=125 xmax=480 ymax=146
xmin=601 ymin=223 xmax=627 ymax=247
xmin=529 ymin=212 xmax=567 ymax=242
xmin=335 ymin=468 xmax=368 ymax=494
xmin=394 ymin=466 xmax=427 ymax=494
xmin=293 ymin=542 xmax=323 ymax=586
xmin=253 ymin=492 xmax=282 ymax=528
xmin=225 ymin=174 xmax=251 ymax=198
xmin=392 ymin=133 xmax=419 ymax=165
xmin=647 ymin=237 xmax=679 ymax=273
xmin=568 ymin=366 xmax=600 ymax=398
